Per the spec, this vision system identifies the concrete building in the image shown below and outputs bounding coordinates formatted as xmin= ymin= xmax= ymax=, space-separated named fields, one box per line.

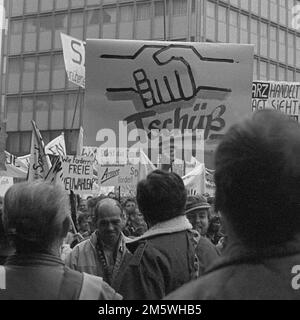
xmin=2 ymin=0 xmax=300 ymax=156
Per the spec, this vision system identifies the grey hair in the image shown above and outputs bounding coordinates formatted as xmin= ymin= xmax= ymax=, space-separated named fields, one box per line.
xmin=2 ymin=180 xmax=71 ymax=253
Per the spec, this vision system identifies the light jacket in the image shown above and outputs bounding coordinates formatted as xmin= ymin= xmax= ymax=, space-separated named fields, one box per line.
xmin=65 ymin=231 xmax=131 ymax=289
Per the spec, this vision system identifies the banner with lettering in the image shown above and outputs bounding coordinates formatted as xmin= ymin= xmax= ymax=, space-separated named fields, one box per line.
xmin=61 ymin=33 xmax=85 ymax=88
xmin=85 ymin=40 xmax=253 ymax=166
xmin=252 ymin=81 xmax=300 ymax=121
xmin=61 ymin=155 xmax=95 ymax=194
xmin=98 ymin=164 xmax=139 ymax=187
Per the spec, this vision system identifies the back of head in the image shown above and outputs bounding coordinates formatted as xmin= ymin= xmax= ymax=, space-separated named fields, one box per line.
xmin=215 ymin=110 xmax=300 ymax=248
xmin=2 ymin=180 xmax=70 ymax=254
xmin=137 ymin=170 xmax=187 ymax=225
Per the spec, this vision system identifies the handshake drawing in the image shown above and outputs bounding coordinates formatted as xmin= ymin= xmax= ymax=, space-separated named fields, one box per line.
xmin=101 ymin=44 xmax=236 ymax=112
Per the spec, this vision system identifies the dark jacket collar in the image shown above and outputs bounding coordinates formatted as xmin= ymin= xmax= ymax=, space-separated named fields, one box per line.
xmin=5 ymin=253 xmax=64 ymax=267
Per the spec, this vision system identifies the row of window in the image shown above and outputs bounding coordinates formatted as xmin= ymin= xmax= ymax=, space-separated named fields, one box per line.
xmin=6 ymin=129 xmax=80 ymax=156
xmin=6 ymin=92 xmax=82 ymax=132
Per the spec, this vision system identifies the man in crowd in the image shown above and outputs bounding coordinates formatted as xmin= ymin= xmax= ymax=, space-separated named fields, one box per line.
xmin=185 ymin=196 xmax=220 ymax=276
xmin=65 ymin=198 xmax=131 ymax=289
xmin=166 ymin=110 xmax=300 ymax=300
xmin=0 ymin=181 xmax=121 ymax=300
xmin=115 ymin=170 xmax=199 ymax=300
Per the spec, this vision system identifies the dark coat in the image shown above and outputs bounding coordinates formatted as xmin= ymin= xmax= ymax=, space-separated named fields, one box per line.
xmin=165 ymin=237 xmax=300 ymax=300
xmin=114 ymin=216 xmax=199 ymax=300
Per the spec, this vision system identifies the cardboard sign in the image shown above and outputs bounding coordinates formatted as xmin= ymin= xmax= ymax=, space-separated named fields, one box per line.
xmin=61 ymin=33 xmax=85 ymax=88
xmin=61 ymin=155 xmax=94 ymax=194
xmin=98 ymin=164 xmax=139 ymax=187
xmin=252 ymin=81 xmax=300 ymax=121
xmin=85 ymin=40 xmax=254 ymax=160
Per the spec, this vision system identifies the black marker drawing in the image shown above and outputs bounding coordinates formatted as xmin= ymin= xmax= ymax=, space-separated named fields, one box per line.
xmin=100 ymin=44 xmax=237 ymax=111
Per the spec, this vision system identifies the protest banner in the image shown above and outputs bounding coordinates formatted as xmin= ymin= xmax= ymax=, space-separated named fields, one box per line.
xmin=98 ymin=164 xmax=139 ymax=187
xmin=45 ymin=133 xmax=66 ymax=157
xmin=60 ymin=33 xmax=85 ymax=88
xmin=252 ymin=81 xmax=300 ymax=121
xmin=61 ymin=155 xmax=95 ymax=194
xmin=0 ymin=176 xmax=13 ymax=197
xmin=85 ymin=40 xmax=253 ymax=168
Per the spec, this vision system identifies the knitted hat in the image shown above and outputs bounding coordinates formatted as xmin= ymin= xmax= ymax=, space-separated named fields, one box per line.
xmin=185 ymin=195 xmax=210 ymax=215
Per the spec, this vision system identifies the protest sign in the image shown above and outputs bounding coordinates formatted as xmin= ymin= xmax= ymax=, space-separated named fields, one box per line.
xmin=61 ymin=33 xmax=85 ymax=88
xmin=45 ymin=133 xmax=66 ymax=157
xmin=252 ymin=81 xmax=300 ymax=121
xmin=98 ymin=164 xmax=139 ymax=187
xmin=61 ymin=155 xmax=95 ymax=194
xmin=0 ymin=177 xmax=13 ymax=197
xmin=85 ymin=40 xmax=253 ymax=167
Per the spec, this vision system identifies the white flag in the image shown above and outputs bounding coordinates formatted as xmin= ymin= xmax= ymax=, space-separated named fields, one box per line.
xmin=45 ymin=133 xmax=66 ymax=157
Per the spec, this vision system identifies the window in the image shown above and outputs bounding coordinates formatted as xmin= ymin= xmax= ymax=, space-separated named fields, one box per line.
xmin=136 ymin=3 xmax=151 ymax=21
xmin=260 ymin=23 xmax=268 ymax=57
xmin=270 ymin=26 xmax=277 ymax=61
xmin=279 ymin=0 xmax=286 ymax=25
xmin=205 ymin=2 xmax=215 ymax=41
xmin=218 ymin=6 xmax=227 ymax=42
xmin=40 ymin=0 xmax=54 ymax=12
xmin=240 ymin=14 xmax=248 ymax=43
xmin=270 ymin=0 xmax=278 ymax=23
xmin=250 ymin=19 xmax=258 ymax=54
xmin=39 ymin=16 xmax=53 ymax=51
xmin=22 ymin=57 xmax=36 ymax=92
xmin=9 ymin=20 xmax=22 ymax=54
xmin=7 ymin=59 xmax=21 ymax=93
xmin=251 ymin=0 xmax=259 ymax=15
xmin=260 ymin=61 xmax=267 ymax=80
xmin=55 ymin=0 xmax=69 ymax=10
xmin=52 ymin=54 xmax=65 ymax=89
xmin=278 ymin=66 xmax=286 ymax=81
xmin=24 ymin=0 xmax=38 ymax=14
xmin=269 ymin=63 xmax=277 ymax=80
xmin=296 ymin=72 xmax=300 ymax=82
xmin=70 ymin=12 xmax=84 ymax=40
xmin=86 ymin=10 xmax=100 ymax=38
xmin=103 ymin=8 xmax=117 ymax=24
xmin=155 ymin=1 xmax=168 ymax=17
xmin=11 ymin=0 xmax=24 ymax=16
xmin=20 ymin=97 xmax=34 ymax=131
xmin=261 ymin=1 xmax=269 ymax=18
xmin=279 ymin=30 xmax=286 ymax=63
xmin=87 ymin=0 xmax=100 ymax=6
xmin=36 ymin=95 xmax=50 ymax=130
xmin=229 ymin=10 xmax=238 ymax=43
xmin=229 ymin=0 xmax=239 ymax=7
xmin=6 ymin=98 xmax=19 ymax=131
xmin=51 ymin=95 xmax=65 ymax=130
xmin=70 ymin=0 xmax=84 ymax=8
xmin=6 ymin=133 xmax=20 ymax=155
xmin=240 ymin=0 xmax=249 ymax=10
xmin=20 ymin=132 xmax=31 ymax=155
xmin=37 ymin=56 xmax=51 ymax=91
xmin=54 ymin=14 xmax=68 ymax=49
xmin=296 ymin=37 xmax=300 ymax=67
xmin=288 ymin=34 xmax=295 ymax=66
xmin=253 ymin=59 xmax=258 ymax=80
xmin=120 ymin=6 xmax=133 ymax=22
xmin=173 ymin=0 xmax=187 ymax=16
xmin=287 ymin=69 xmax=294 ymax=81
xmin=24 ymin=18 xmax=37 ymax=53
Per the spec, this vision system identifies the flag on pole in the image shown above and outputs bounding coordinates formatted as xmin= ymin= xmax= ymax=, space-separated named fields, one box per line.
xmin=76 ymin=126 xmax=84 ymax=156
xmin=28 ymin=120 xmax=52 ymax=181
xmin=182 ymin=163 xmax=206 ymax=196
xmin=45 ymin=133 xmax=66 ymax=157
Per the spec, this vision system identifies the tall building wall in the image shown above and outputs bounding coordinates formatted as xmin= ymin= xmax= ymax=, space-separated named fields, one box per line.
xmin=2 ymin=0 xmax=300 ymax=156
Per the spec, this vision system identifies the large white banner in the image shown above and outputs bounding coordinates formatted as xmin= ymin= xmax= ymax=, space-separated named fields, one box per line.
xmin=61 ymin=33 xmax=85 ymax=88
xmin=85 ymin=39 xmax=254 ymax=166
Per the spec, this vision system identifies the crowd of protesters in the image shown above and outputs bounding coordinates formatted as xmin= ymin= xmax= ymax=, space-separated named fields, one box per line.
xmin=1 ymin=110 xmax=300 ymax=300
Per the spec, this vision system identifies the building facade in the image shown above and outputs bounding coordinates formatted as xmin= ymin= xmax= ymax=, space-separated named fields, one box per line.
xmin=2 ymin=0 xmax=300 ymax=156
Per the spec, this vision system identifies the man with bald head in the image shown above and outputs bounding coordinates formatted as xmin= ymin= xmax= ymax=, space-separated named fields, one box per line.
xmin=65 ymin=198 xmax=131 ymax=288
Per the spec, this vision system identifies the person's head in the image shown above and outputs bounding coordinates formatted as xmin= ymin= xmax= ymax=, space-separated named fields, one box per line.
xmin=215 ymin=110 xmax=300 ymax=248
xmin=108 ymin=192 xmax=116 ymax=199
xmin=137 ymin=170 xmax=187 ymax=227
xmin=124 ymin=198 xmax=136 ymax=215
xmin=207 ymin=216 xmax=222 ymax=234
xmin=78 ymin=198 xmax=88 ymax=213
xmin=185 ymin=195 xmax=210 ymax=236
xmin=94 ymin=198 xmax=123 ymax=248
xmin=2 ymin=181 xmax=70 ymax=255
xmin=77 ymin=212 xmax=89 ymax=233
